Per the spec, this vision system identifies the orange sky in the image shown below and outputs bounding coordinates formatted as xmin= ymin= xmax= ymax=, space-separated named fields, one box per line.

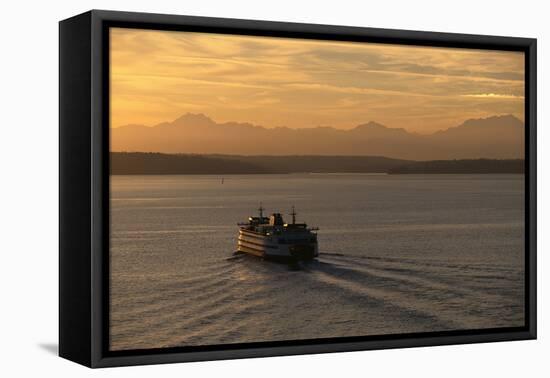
xmin=110 ymin=27 xmax=524 ymax=134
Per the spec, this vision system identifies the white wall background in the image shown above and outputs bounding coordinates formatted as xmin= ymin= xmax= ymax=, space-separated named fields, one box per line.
xmin=0 ymin=0 xmax=546 ymax=376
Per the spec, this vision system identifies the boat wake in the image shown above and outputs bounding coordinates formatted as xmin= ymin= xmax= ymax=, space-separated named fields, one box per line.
xmin=110 ymin=251 xmax=524 ymax=351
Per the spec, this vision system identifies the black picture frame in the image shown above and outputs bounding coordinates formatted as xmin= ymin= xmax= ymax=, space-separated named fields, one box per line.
xmin=59 ymin=9 xmax=537 ymax=368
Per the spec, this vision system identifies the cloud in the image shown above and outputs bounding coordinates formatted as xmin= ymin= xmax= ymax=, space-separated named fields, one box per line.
xmin=461 ymin=93 xmax=525 ymax=99
xmin=110 ymin=28 xmax=525 ymax=133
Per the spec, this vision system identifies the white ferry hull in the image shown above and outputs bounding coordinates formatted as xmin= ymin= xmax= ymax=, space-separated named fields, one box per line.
xmin=237 ymin=229 xmax=318 ymax=261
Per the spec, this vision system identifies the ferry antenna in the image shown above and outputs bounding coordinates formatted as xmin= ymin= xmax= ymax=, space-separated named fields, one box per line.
xmin=290 ymin=205 xmax=297 ymax=224
xmin=258 ymin=202 xmax=264 ymax=218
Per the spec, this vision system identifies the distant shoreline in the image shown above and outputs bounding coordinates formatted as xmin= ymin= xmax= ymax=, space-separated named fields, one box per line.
xmin=110 ymin=152 xmax=525 ymax=175
xmin=110 ymin=172 xmax=525 ymax=177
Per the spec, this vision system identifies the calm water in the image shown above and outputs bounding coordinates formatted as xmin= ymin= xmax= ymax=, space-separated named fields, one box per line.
xmin=110 ymin=174 xmax=525 ymax=351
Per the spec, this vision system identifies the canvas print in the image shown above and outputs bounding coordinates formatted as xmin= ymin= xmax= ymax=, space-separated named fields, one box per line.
xmin=108 ymin=28 xmax=525 ymax=351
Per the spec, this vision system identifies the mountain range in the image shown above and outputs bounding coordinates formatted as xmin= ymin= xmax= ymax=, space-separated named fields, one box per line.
xmin=111 ymin=113 xmax=524 ymax=160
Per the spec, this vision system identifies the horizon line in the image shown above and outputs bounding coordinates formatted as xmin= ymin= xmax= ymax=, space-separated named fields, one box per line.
xmin=110 ymin=151 xmax=525 ymax=161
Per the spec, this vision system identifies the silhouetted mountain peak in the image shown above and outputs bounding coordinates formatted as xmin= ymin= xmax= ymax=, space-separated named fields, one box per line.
xmin=354 ymin=121 xmax=387 ymax=130
xmin=173 ymin=113 xmax=216 ymax=127
xmin=457 ymin=114 xmax=522 ymax=129
xmin=353 ymin=121 xmax=411 ymax=137
xmin=429 ymin=115 xmax=523 ymax=139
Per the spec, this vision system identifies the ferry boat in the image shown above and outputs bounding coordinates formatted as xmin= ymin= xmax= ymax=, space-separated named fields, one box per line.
xmin=236 ymin=205 xmax=319 ymax=261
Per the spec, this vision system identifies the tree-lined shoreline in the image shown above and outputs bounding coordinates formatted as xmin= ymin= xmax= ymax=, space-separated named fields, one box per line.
xmin=110 ymin=152 xmax=524 ymax=175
